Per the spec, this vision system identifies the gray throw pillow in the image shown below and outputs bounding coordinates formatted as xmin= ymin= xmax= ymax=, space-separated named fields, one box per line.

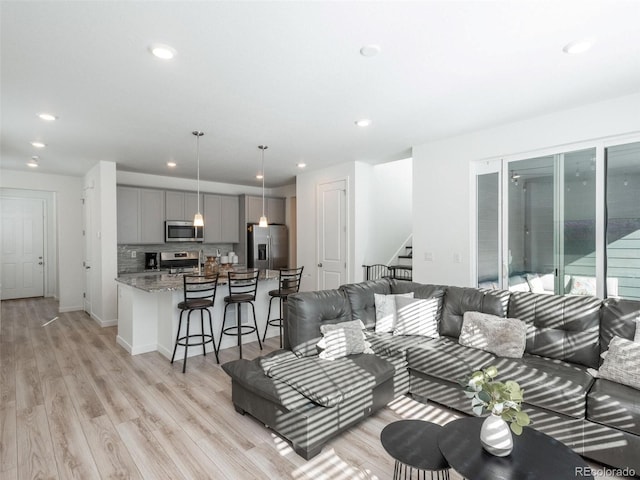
xmin=459 ymin=311 xmax=526 ymax=358
xmin=599 ymin=336 xmax=640 ymax=390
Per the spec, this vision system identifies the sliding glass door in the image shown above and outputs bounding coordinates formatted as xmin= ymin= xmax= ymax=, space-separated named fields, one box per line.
xmin=606 ymin=141 xmax=640 ymax=300
xmin=475 ymin=139 xmax=640 ymax=300
xmin=560 ymin=149 xmax=597 ymax=296
xmin=506 ymin=148 xmax=597 ymax=296
xmin=476 ymin=148 xmax=599 ymax=296
xmin=506 ymin=155 xmax=555 ymax=293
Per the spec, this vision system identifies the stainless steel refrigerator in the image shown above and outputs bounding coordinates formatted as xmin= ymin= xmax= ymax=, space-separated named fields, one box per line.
xmin=247 ymin=224 xmax=288 ymax=270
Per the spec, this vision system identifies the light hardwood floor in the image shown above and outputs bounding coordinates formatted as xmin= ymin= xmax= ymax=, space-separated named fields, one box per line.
xmin=0 ymin=297 xmax=630 ymax=479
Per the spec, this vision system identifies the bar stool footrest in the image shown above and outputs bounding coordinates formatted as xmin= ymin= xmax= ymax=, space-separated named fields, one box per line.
xmin=266 ymin=318 xmax=282 ymax=327
xmin=175 ymin=334 xmax=215 ymax=348
xmin=222 ymin=325 xmax=258 ymax=336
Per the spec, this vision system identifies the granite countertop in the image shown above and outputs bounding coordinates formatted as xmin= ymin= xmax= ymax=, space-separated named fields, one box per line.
xmin=115 ymin=269 xmax=279 ymax=293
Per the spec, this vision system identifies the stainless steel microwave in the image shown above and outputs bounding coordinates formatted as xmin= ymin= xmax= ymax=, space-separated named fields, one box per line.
xmin=165 ymin=221 xmax=203 ymax=242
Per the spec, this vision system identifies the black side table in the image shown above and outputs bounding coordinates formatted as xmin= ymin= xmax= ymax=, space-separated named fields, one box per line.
xmin=437 ymin=417 xmax=594 ymax=480
xmin=381 ymin=420 xmax=450 ymax=480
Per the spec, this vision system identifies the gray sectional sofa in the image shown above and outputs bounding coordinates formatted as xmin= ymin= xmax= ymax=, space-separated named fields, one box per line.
xmin=222 ymin=278 xmax=640 ymax=473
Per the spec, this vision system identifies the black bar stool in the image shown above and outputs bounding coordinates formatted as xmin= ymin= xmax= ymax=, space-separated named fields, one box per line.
xmin=171 ymin=274 xmax=219 ymax=373
xmin=263 ymin=266 xmax=304 ymax=347
xmin=219 ymin=269 xmax=262 ymax=359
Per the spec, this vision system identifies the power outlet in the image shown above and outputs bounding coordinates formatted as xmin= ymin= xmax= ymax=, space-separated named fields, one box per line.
xmin=131 ymin=251 xmax=137 ymax=258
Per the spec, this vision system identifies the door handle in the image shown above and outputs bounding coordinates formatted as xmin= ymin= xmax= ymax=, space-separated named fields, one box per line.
xmin=85 ymin=266 xmax=91 ymax=270
xmin=317 ymin=263 xmax=323 ymax=267
xmin=38 ymin=262 xmax=43 ymax=265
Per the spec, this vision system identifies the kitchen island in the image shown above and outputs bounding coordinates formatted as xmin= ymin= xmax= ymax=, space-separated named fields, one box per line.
xmin=115 ymin=270 xmax=280 ymax=360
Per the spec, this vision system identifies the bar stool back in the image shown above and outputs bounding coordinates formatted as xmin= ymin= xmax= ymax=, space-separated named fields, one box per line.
xmin=263 ymin=266 xmax=304 ymax=347
xmin=219 ymin=269 xmax=262 ymax=359
xmin=171 ymin=274 xmax=219 ymax=373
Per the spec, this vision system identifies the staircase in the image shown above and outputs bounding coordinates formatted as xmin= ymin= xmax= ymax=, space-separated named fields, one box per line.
xmin=397 ymin=245 xmax=412 ymax=266
xmin=389 ymin=245 xmax=412 ymax=280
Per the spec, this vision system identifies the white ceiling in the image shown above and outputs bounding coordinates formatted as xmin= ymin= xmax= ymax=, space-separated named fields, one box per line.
xmin=2 ymin=1 xmax=640 ymax=187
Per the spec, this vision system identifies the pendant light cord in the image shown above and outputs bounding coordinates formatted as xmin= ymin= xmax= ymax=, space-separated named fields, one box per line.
xmin=261 ymin=146 xmax=265 ymax=217
xmin=196 ymin=133 xmax=200 ymax=213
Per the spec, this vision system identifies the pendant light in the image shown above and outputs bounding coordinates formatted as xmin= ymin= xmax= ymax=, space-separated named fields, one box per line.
xmin=192 ymin=131 xmax=204 ymax=227
xmin=258 ymin=145 xmax=268 ymax=227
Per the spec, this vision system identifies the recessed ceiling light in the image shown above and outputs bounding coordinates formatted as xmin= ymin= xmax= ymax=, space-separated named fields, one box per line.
xmin=297 ymin=163 xmax=307 ymax=168
xmin=31 ymin=141 xmax=46 ymax=148
xmin=562 ymin=38 xmax=595 ymax=55
xmin=38 ymin=113 xmax=57 ymax=121
xmin=355 ymin=119 xmax=372 ymax=127
xmin=27 ymin=157 xmax=39 ymax=167
xmin=167 ymin=161 xmax=177 ymax=168
xmin=360 ymin=44 xmax=380 ymax=57
xmin=149 ymin=44 xmax=176 ymax=60
xmin=256 ymin=173 xmax=264 ymax=180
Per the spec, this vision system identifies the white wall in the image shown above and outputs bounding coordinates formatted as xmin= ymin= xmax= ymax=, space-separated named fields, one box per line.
xmin=84 ymin=161 xmax=118 ymax=326
xmin=0 ymin=170 xmax=84 ymax=311
xmin=367 ymin=157 xmax=413 ymax=265
xmin=296 ymin=159 xmax=414 ymax=290
xmin=297 ymin=162 xmax=356 ymax=291
xmin=412 ymin=92 xmax=640 ymax=287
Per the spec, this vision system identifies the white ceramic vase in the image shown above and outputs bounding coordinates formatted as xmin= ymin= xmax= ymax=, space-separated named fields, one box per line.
xmin=480 ymin=413 xmax=513 ymax=457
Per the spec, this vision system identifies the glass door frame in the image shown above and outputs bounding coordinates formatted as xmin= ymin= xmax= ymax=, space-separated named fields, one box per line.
xmin=471 ymin=158 xmax=503 ymax=289
xmin=474 ymin=133 xmax=640 ymax=298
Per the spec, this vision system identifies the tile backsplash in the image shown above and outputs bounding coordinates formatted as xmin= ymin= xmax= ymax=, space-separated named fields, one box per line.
xmin=118 ymin=243 xmax=236 ymax=274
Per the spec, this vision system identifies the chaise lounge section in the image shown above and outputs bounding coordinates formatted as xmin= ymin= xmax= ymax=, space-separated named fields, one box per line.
xmin=222 ymin=278 xmax=640 ymax=472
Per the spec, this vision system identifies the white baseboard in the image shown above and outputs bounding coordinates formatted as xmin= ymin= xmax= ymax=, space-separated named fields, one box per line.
xmin=58 ymin=305 xmax=84 ymax=313
xmin=116 ymin=335 xmax=132 ymax=354
xmin=90 ymin=311 xmax=117 ymax=328
xmin=116 ymin=336 xmax=157 ymax=356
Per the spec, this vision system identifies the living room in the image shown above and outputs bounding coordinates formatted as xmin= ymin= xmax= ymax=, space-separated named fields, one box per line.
xmin=2 ymin=1 xmax=640 ymax=479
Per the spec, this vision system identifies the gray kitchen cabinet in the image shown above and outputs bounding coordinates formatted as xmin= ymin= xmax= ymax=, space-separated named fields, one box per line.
xmin=117 ymin=186 xmax=140 ymax=244
xmin=203 ymin=194 xmax=240 ymax=243
xmin=165 ymin=191 xmax=201 ymax=221
xmin=245 ymin=195 xmax=264 ymax=224
xmin=220 ymin=195 xmax=240 ymax=242
xmin=267 ymin=197 xmax=286 ymax=225
xmin=185 ymin=193 xmax=201 ymax=220
xmin=139 ymin=189 xmax=165 ymax=243
xmin=117 ymin=186 xmax=165 ymax=244
xmin=242 ymin=195 xmax=286 ymax=225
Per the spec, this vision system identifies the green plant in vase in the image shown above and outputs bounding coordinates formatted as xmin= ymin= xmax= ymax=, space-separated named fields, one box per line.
xmin=459 ymin=365 xmax=531 ymax=435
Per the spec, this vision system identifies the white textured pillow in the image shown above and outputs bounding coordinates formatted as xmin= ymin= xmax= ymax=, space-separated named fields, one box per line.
xmin=393 ymin=296 xmax=439 ymax=337
xmin=317 ymin=320 xmax=373 ymax=360
xmin=459 ymin=311 xmax=526 ymax=358
xmin=374 ymin=292 xmax=414 ymax=333
xmin=569 ymin=276 xmax=597 ymax=296
xmin=525 ymin=273 xmax=545 ymax=294
xmin=599 ymin=336 xmax=640 ymax=390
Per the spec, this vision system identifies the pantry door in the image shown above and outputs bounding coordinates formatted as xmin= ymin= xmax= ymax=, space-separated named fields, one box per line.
xmin=1 ymin=197 xmax=45 ymax=299
xmin=317 ymin=179 xmax=347 ymax=290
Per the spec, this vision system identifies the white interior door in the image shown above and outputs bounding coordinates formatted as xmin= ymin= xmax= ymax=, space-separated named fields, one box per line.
xmin=317 ymin=179 xmax=347 ymax=290
xmin=1 ymin=197 xmax=45 ymax=299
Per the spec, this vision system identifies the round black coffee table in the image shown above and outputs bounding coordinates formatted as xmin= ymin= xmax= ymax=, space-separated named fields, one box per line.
xmin=437 ymin=417 xmax=594 ymax=480
xmin=381 ymin=420 xmax=450 ymax=479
